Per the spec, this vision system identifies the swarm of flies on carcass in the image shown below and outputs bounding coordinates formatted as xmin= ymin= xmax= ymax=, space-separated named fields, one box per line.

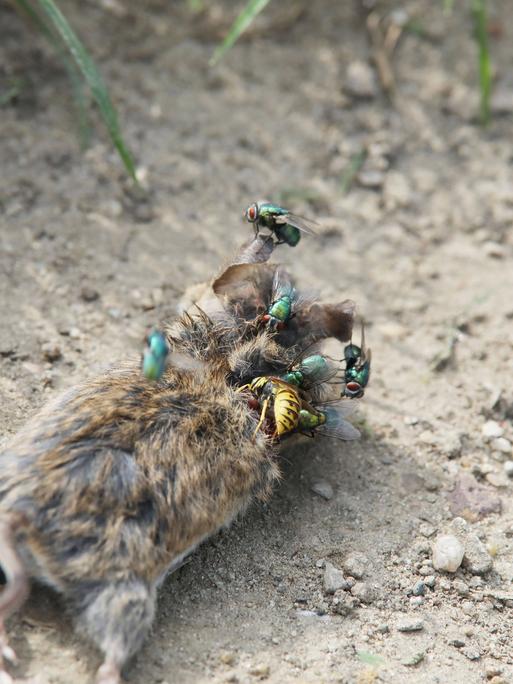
xmin=0 ymin=201 xmax=370 ymax=684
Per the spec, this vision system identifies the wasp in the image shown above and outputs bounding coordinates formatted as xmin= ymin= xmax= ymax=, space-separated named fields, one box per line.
xmin=244 ymin=201 xmax=318 ymax=247
xmin=142 ymin=330 xmax=169 ymax=380
xmin=238 ymin=376 xmax=303 ymax=439
xmin=342 ymin=324 xmax=371 ymax=399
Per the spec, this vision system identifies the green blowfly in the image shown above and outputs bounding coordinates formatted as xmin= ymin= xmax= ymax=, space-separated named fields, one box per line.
xmin=297 ymin=404 xmax=360 ymax=441
xmin=342 ymin=324 xmax=371 ymax=399
xmin=244 ymin=201 xmax=318 ymax=247
xmin=281 ymin=354 xmax=334 ymax=389
xmin=262 ymin=267 xmax=304 ymax=331
xmin=142 ymin=330 xmax=169 ymax=381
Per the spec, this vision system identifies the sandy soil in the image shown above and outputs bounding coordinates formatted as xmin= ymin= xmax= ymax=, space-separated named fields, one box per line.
xmin=1 ymin=1 xmax=513 ymax=682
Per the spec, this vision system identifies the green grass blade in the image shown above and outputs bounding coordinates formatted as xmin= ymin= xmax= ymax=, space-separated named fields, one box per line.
xmin=472 ymin=0 xmax=491 ymax=126
xmin=36 ymin=0 xmax=137 ymax=179
xmin=210 ymin=0 xmax=272 ymax=66
xmin=340 ymin=149 xmax=368 ymax=195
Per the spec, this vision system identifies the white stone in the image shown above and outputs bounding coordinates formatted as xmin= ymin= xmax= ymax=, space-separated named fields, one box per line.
xmin=492 ymin=437 xmax=511 ymax=454
xmin=432 ymin=534 xmax=464 ymax=572
xmin=482 ymin=421 xmax=504 ymax=440
xmin=503 ymin=460 xmax=513 ymax=478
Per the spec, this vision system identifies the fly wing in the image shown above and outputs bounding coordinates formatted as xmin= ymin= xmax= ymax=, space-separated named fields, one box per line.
xmin=315 ymin=403 xmax=361 ymax=441
xmin=275 ymin=212 xmax=319 ymax=236
xmin=271 ymin=266 xmax=295 ymax=302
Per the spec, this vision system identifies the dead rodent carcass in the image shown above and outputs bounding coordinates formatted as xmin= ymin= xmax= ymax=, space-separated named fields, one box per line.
xmin=0 ymin=312 xmax=286 ymax=684
xmin=0 ymin=239 xmax=358 ymax=684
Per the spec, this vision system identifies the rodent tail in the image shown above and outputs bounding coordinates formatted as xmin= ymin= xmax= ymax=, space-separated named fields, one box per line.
xmin=0 ymin=514 xmax=29 ymax=619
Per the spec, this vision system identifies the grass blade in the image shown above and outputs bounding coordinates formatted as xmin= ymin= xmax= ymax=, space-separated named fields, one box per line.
xmin=472 ymin=0 xmax=491 ymax=126
xmin=210 ymin=0 xmax=272 ymax=66
xmin=36 ymin=0 xmax=137 ymax=179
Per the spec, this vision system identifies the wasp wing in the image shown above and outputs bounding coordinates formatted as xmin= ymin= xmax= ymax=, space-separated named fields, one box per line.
xmin=274 ymin=212 xmax=319 ymax=236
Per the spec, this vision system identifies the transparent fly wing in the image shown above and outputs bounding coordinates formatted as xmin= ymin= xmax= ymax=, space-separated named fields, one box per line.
xmin=275 ymin=212 xmax=319 ymax=236
xmin=314 ymin=403 xmax=360 ymax=441
xmin=270 ymin=266 xmax=295 ymax=302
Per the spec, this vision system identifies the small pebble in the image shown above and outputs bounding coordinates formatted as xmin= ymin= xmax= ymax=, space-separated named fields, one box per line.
xmin=432 ymin=534 xmax=464 ymax=572
xmin=450 ymin=518 xmax=493 ymax=575
xmin=424 ymin=575 xmax=436 ymax=589
xmin=449 ymin=638 xmax=465 ymax=648
xmin=492 ymin=438 xmax=512 ymax=455
xmin=409 ymin=596 xmax=424 ymax=608
xmin=80 ymin=286 xmax=100 ymax=302
xmin=350 ymin=582 xmax=376 ymax=604
xmin=41 ymin=342 xmax=62 ymax=362
xmin=503 ymin=460 xmax=513 ymax=478
xmin=482 ymin=421 xmax=504 ymax=440
xmin=376 ymin=623 xmax=389 ymax=634
xmin=311 ymin=480 xmax=334 ymax=500
xmin=461 ymin=646 xmax=481 ymax=661
xmin=345 ymin=60 xmax=378 ymax=99
xmin=461 ymin=600 xmax=475 ymax=615
xmin=248 ymin=664 xmax=270 ymax=678
xmin=411 ymin=581 xmax=425 ymax=596
xmin=357 ymin=169 xmax=384 ymax=189
xmin=397 ymin=618 xmax=424 ymax=632
xmin=343 ymin=553 xmax=368 ymax=579
xmin=323 ymin=562 xmax=347 ymax=594
xmin=453 ymin=580 xmax=469 ymax=597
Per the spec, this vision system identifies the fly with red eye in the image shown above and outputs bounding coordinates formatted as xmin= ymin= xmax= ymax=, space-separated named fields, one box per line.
xmin=243 ymin=201 xmax=318 ymax=247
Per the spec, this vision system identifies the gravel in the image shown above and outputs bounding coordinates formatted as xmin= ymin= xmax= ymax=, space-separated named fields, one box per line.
xmin=482 ymin=421 xmax=504 ymax=439
xmin=310 ymin=480 xmax=334 ymax=500
xmin=432 ymin=534 xmax=465 ymax=572
xmin=397 ymin=618 xmax=424 ymax=633
xmin=323 ymin=562 xmax=347 ymax=594
xmin=343 ymin=553 xmax=368 ymax=580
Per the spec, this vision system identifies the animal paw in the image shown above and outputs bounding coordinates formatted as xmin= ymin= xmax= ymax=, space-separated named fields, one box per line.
xmin=95 ymin=662 xmax=121 ymax=684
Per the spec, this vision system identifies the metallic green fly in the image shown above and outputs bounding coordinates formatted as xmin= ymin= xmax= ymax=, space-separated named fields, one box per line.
xmin=342 ymin=324 xmax=371 ymax=399
xmin=297 ymin=404 xmax=360 ymax=441
xmin=244 ymin=201 xmax=318 ymax=247
xmin=142 ymin=330 xmax=169 ymax=381
xmin=261 ymin=267 xmax=298 ymax=330
xmin=281 ymin=354 xmax=333 ymax=389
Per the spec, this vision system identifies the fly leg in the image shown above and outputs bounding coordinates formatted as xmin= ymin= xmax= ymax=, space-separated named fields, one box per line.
xmin=76 ymin=580 xmax=156 ymax=684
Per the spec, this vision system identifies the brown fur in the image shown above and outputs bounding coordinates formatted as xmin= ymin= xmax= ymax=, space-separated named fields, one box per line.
xmin=0 ymin=314 xmax=281 ymax=682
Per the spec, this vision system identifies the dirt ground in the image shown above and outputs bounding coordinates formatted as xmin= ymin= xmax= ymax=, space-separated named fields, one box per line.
xmin=1 ymin=1 xmax=513 ymax=682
